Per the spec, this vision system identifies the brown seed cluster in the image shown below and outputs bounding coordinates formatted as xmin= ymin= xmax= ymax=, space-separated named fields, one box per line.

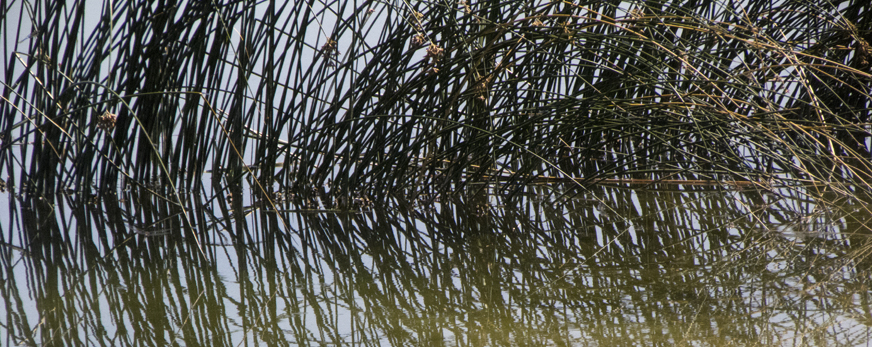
xmin=321 ymin=38 xmax=339 ymax=66
xmin=411 ymin=11 xmax=423 ymax=23
xmin=423 ymin=43 xmax=444 ymax=76
xmin=97 ymin=110 xmax=117 ymax=132
xmin=474 ymin=75 xmax=493 ymax=102
xmin=407 ymin=9 xmax=443 ymax=76
xmin=321 ymin=39 xmax=338 ymax=55
xmin=411 ymin=33 xmax=427 ymax=47
xmin=425 ymin=43 xmax=443 ymax=62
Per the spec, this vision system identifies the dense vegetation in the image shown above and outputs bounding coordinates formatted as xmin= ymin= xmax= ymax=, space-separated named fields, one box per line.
xmin=2 ymin=0 xmax=871 ymax=203
xmin=3 ymin=2 xmax=872 ymax=345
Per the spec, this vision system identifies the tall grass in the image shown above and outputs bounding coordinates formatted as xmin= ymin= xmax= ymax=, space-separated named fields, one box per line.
xmin=2 ymin=0 xmax=871 ymax=203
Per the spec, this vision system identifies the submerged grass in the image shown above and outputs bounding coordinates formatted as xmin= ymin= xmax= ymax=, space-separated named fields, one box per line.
xmin=1 ymin=0 xmax=871 ymax=205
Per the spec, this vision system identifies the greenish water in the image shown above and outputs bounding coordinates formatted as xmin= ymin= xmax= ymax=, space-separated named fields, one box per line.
xmin=2 ymin=184 xmax=871 ymax=346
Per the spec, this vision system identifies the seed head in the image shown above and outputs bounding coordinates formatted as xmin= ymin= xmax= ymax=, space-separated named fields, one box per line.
xmin=97 ymin=110 xmax=117 ymax=132
xmin=425 ymin=43 xmax=444 ymax=62
xmin=411 ymin=33 xmax=427 ymax=47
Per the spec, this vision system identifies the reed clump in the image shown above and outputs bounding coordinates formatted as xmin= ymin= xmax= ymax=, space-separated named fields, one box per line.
xmin=1 ymin=0 xmax=870 ymax=204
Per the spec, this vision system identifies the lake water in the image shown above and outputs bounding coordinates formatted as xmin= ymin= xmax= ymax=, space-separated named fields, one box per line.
xmin=2 ymin=182 xmax=871 ymax=346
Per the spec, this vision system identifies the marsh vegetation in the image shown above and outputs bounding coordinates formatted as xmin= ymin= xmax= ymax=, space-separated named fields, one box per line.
xmin=2 ymin=0 xmax=872 ymax=345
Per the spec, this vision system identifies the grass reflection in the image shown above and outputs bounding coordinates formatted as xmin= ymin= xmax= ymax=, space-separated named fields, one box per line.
xmin=2 ymin=184 xmax=871 ymax=346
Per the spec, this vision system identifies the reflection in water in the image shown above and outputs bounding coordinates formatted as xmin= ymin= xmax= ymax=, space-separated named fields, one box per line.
xmin=2 ymin=184 xmax=872 ymax=346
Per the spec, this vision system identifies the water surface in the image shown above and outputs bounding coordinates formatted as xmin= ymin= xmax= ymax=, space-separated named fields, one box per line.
xmin=2 ymin=184 xmax=871 ymax=346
